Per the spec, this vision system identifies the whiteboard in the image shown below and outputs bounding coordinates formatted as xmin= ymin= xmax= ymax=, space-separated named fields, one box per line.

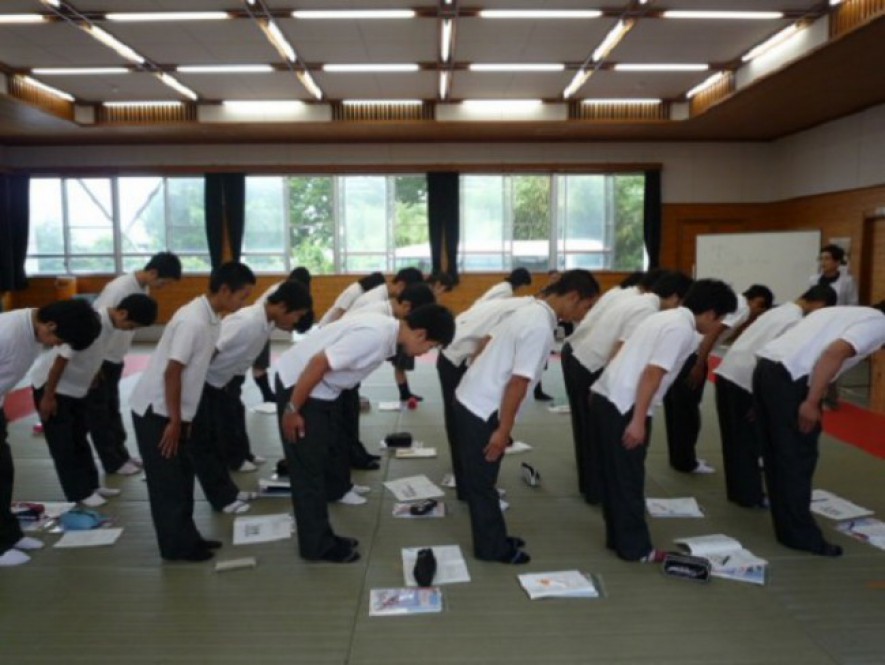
xmin=695 ymin=230 xmax=821 ymax=305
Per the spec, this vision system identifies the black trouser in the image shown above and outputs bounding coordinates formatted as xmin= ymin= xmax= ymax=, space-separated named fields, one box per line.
xmin=715 ymin=377 xmax=765 ymax=507
xmin=217 ymin=375 xmax=254 ymax=470
xmin=589 ymin=394 xmax=653 ymax=561
xmin=340 ymin=386 xmax=373 ymax=468
xmin=663 ymin=352 xmax=706 ymax=472
xmin=0 ymin=411 xmax=24 ymax=553
xmin=560 ymin=343 xmax=603 ymax=503
xmin=453 ymin=400 xmax=511 ymax=561
xmin=275 ymin=378 xmax=349 ymax=560
xmin=33 ymin=387 xmax=99 ymax=502
xmin=189 ymin=385 xmax=240 ymax=511
xmin=134 ymin=408 xmax=203 ymax=560
xmin=436 ymin=354 xmax=467 ymax=499
xmin=753 ymin=359 xmax=827 ymax=553
xmin=84 ymin=361 xmax=131 ymax=473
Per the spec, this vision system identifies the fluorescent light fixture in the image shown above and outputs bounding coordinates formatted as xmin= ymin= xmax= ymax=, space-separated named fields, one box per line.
xmin=266 ymin=20 xmax=297 ymax=62
xmin=103 ymin=101 xmax=183 ymax=107
xmin=686 ymin=71 xmax=725 ymax=99
xmin=342 ymin=99 xmax=422 ymax=105
xmin=663 ymin=10 xmax=783 ymax=20
xmin=563 ymin=70 xmax=592 ymax=99
xmin=615 ymin=63 xmax=709 ymax=72
xmin=105 ymin=12 xmax=229 ymax=22
xmin=21 ymin=75 xmax=74 ymax=102
xmin=156 ymin=72 xmax=198 ymax=100
xmin=439 ymin=71 xmax=450 ymax=100
xmin=469 ymin=63 xmax=565 ymax=72
xmin=292 ymin=10 xmax=415 ymax=19
xmin=222 ymin=100 xmax=305 ymax=111
xmin=177 ymin=64 xmax=274 ymax=74
xmin=582 ymin=98 xmax=661 ymax=104
xmin=0 ymin=14 xmax=46 ymax=23
xmin=32 ymin=67 xmax=128 ymax=75
xmin=41 ymin=0 xmax=60 ymax=7
xmin=462 ymin=99 xmax=542 ymax=109
xmin=323 ymin=64 xmax=419 ymax=73
xmin=441 ymin=18 xmax=453 ymax=63
xmin=742 ymin=24 xmax=801 ymax=61
xmin=297 ymin=71 xmax=323 ymax=100
xmin=479 ymin=10 xmax=602 ymax=19
xmin=593 ymin=19 xmax=630 ymax=62
xmin=88 ymin=25 xmax=145 ymax=64
xmin=830 ymin=0 xmax=843 ymax=4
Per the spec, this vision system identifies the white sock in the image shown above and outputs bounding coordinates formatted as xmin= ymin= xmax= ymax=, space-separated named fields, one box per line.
xmin=338 ymin=489 xmax=367 ymax=506
xmin=14 ymin=536 xmax=44 ymax=551
xmin=97 ymin=487 xmax=121 ymax=498
xmin=236 ymin=490 xmax=258 ymax=501
xmin=116 ymin=461 xmax=141 ymax=476
xmin=0 ymin=549 xmax=30 ymax=567
xmin=222 ymin=500 xmax=251 ymax=515
xmin=352 ymin=484 xmax=371 ymax=495
xmin=81 ymin=492 xmax=107 ymax=508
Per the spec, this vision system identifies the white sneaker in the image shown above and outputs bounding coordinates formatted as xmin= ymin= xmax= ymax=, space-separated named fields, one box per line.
xmin=352 ymin=484 xmax=371 ymax=495
xmin=14 ymin=536 xmax=44 ymax=551
xmin=97 ymin=487 xmax=121 ymax=498
xmin=692 ymin=459 xmax=716 ymax=475
xmin=81 ymin=492 xmax=107 ymax=508
xmin=222 ymin=500 xmax=251 ymax=515
xmin=251 ymin=455 xmax=267 ymax=465
xmin=237 ymin=460 xmax=258 ymax=472
xmin=236 ymin=491 xmax=258 ymax=502
xmin=115 ymin=461 xmax=141 ymax=476
xmin=0 ymin=549 xmax=30 ymax=567
xmin=499 ymin=499 xmax=510 ymax=512
xmin=337 ymin=489 xmax=367 ymax=506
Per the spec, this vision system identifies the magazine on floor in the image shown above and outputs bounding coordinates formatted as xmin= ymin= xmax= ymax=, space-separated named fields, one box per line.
xmin=369 ymin=587 xmax=443 ymax=616
xmin=810 ymin=490 xmax=874 ymax=521
xmin=517 ymin=570 xmax=600 ymax=600
xmin=835 ymin=517 xmax=885 ymax=550
xmin=383 ymin=475 xmax=445 ymax=502
xmin=674 ymin=534 xmax=767 ymax=585
xmin=392 ymin=502 xmax=446 ymax=519
xmin=646 ymin=497 xmax=704 ymax=518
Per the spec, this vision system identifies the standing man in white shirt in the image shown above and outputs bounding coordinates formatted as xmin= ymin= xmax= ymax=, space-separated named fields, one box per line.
xmin=810 ymin=244 xmax=858 ymax=306
xmin=474 ymin=267 xmax=533 ymax=304
xmin=347 ymin=267 xmax=424 ymax=315
xmin=276 ymin=305 xmax=455 ymax=563
xmin=589 ymin=279 xmax=737 ymax=562
xmin=1 ymin=299 xmax=100 ymax=567
xmin=87 ymin=252 xmax=182 ymax=476
xmin=129 ymin=262 xmax=255 ymax=563
xmin=454 ymin=270 xmax=599 ymax=564
xmin=714 ymin=285 xmax=836 ymax=508
xmin=754 ymin=302 xmax=885 ymax=557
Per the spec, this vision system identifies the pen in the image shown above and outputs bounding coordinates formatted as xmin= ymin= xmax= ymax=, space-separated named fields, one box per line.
xmin=721 ymin=555 xmax=731 ymax=565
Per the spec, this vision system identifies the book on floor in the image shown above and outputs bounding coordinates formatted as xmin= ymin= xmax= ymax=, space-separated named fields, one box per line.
xmin=258 ymin=477 xmax=290 ymax=497
xmin=395 ymin=447 xmax=437 ymax=459
xmin=674 ymin=534 xmax=767 ymax=586
xmin=383 ymin=475 xmax=445 ymax=502
xmin=232 ymin=513 xmax=294 ymax=545
xmin=54 ymin=527 xmax=123 ymax=548
xmin=369 ymin=587 xmax=443 ymax=616
xmin=402 ymin=545 xmax=470 ymax=586
xmin=517 ymin=570 xmax=600 ymax=600
xmin=810 ymin=489 xmax=874 ymax=521
xmin=392 ymin=502 xmax=446 ymax=519
xmin=835 ymin=517 xmax=885 ymax=550
xmin=646 ymin=497 xmax=705 ymax=518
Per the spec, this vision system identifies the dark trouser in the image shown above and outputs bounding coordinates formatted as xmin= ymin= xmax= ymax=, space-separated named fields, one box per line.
xmin=1 ymin=411 xmax=24 ymax=553
xmin=33 ymin=387 xmax=99 ymax=502
xmin=217 ymin=375 xmax=254 ymax=470
xmin=133 ymin=408 xmax=203 ymax=559
xmin=589 ymin=394 xmax=653 ymax=561
xmin=275 ymin=379 xmax=348 ymax=560
xmin=340 ymin=386 xmax=373 ymax=468
xmin=663 ymin=352 xmax=706 ymax=472
xmin=436 ymin=354 xmax=467 ymax=499
xmin=189 ymin=385 xmax=240 ymax=511
xmin=753 ymin=359 xmax=827 ymax=553
xmin=253 ymin=341 xmax=271 ymax=372
xmin=560 ymin=343 xmax=603 ymax=503
xmin=453 ymin=400 xmax=510 ymax=561
xmin=715 ymin=377 xmax=765 ymax=507
xmin=84 ymin=361 xmax=132 ymax=473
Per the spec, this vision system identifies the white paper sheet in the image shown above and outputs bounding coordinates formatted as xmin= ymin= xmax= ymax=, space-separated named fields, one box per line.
xmin=54 ymin=528 xmax=123 ymax=548
xmin=402 ymin=545 xmax=470 ymax=586
xmin=383 ymin=475 xmax=445 ymax=502
xmin=232 ymin=514 xmax=294 ymax=545
xmin=646 ymin=497 xmax=704 ymax=518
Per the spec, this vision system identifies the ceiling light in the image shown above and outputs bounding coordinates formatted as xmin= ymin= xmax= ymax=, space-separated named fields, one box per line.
xmin=297 ymin=71 xmax=323 ymax=100
xmin=686 ymin=72 xmax=725 ymax=98
xmin=563 ymin=70 xmax=593 ymax=99
xmin=0 ymin=14 xmax=46 ymax=23
xmin=582 ymin=98 xmax=661 ymax=104
xmin=441 ymin=18 xmax=453 ymax=63
xmin=177 ymin=65 xmax=274 ymax=74
xmin=265 ymin=20 xmax=297 ymax=62
xmin=292 ymin=10 xmax=415 ymax=19
xmin=88 ymin=25 xmax=145 ymax=64
xmin=32 ymin=67 xmax=129 ymax=75
xmin=479 ymin=10 xmax=602 ymax=19
xmin=741 ymin=24 xmax=801 ymax=62
xmin=103 ymin=101 xmax=182 ymax=107
xmin=615 ymin=63 xmax=709 ymax=72
xmin=105 ymin=12 xmax=229 ymax=22
xmin=830 ymin=0 xmax=843 ymax=4
xmin=156 ymin=73 xmax=198 ymax=100
xmin=222 ymin=100 xmax=305 ymax=111
xmin=462 ymin=99 xmax=542 ymax=109
xmin=439 ymin=71 xmax=450 ymax=100
xmin=593 ymin=19 xmax=631 ymax=62
xmin=342 ymin=99 xmax=422 ymax=105
xmin=663 ymin=11 xmax=783 ymax=20
xmin=21 ymin=75 xmax=74 ymax=102
xmin=323 ymin=64 xmax=419 ymax=73
xmin=41 ymin=0 xmax=61 ymax=7
xmin=469 ymin=63 xmax=565 ymax=72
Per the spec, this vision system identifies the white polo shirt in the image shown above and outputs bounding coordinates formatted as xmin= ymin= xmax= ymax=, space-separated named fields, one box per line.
xmin=573 ymin=292 xmax=660 ymax=373
xmin=31 ymin=308 xmax=115 ymax=398
xmin=348 ymin=283 xmax=389 ymax=313
xmin=93 ymin=273 xmax=146 ymax=364
xmin=567 ymin=286 xmax=638 ymax=354
xmin=455 ymin=299 xmax=556 ymax=421
xmin=275 ymin=313 xmax=399 ymax=400
xmin=129 ymin=296 xmax=221 ymax=422
xmin=205 ymin=302 xmax=273 ymax=389
xmin=592 ymin=307 xmax=699 ymax=416
xmin=343 ymin=298 xmax=393 ymax=320
xmin=715 ymin=302 xmax=803 ymax=393
xmin=318 ymin=282 xmax=364 ymax=327
xmin=757 ymin=306 xmax=885 ymax=382
xmin=475 ymin=281 xmax=514 ymax=304
xmin=809 ymin=270 xmax=858 ymax=306
xmin=0 ymin=309 xmax=41 ymax=408
xmin=442 ymin=297 xmax=533 ymax=367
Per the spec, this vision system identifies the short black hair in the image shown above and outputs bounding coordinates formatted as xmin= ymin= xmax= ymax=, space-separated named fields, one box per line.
xmin=681 ymin=279 xmax=738 ymax=318
xmin=294 ymin=308 xmax=315 ymax=334
xmin=871 ymin=300 xmax=885 ymax=315
xmin=426 ymin=272 xmax=455 ymax=293
xmin=638 ymin=268 xmax=668 ymax=291
xmin=116 ymin=294 xmax=158 ymax=327
xmin=506 ymin=267 xmax=532 ymax=288
xmin=358 ymin=272 xmax=386 ymax=292
xmin=398 ymin=283 xmax=436 ymax=310
xmin=267 ymin=280 xmax=313 ymax=313
xmin=743 ymin=284 xmax=774 ymax=310
xmin=288 ymin=266 xmax=312 ymax=288
xmin=800 ymin=284 xmax=838 ymax=307
xmin=208 ymin=261 xmax=256 ymax=294
xmin=394 ymin=267 xmax=424 ymax=286
xmin=652 ymin=271 xmax=694 ymax=300
xmin=619 ymin=271 xmax=645 ymax=288
xmin=541 ymin=269 xmax=599 ymax=300
xmin=37 ymin=299 xmax=101 ymax=351
xmin=405 ymin=304 xmax=455 ymax=347
xmin=821 ymin=243 xmax=846 ymax=264
xmin=144 ymin=252 xmax=182 ymax=280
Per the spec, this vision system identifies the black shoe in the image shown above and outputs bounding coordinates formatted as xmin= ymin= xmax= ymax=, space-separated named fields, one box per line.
xmin=534 ymin=390 xmax=553 ymax=402
xmin=352 ymin=460 xmax=380 ymax=471
xmin=506 ymin=536 xmax=526 ymax=550
xmin=318 ymin=540 xmax=361 ymax=563
xmin=199 ymin=539 xmax=223 ymax=550
xmin=413 ymin=548 xmax=437 ymax=587
xmin=366 ymin=453 xmax=382 ymax=462
xmin=814 ymin=542 xmax=843 ymax=558
xmin=497 ymin=548 xmax=531 ymax=565
xmin=165 ymin=548 xmax=214 ymax=563
xmin=336 ymin=536 xmax=359 ymax=550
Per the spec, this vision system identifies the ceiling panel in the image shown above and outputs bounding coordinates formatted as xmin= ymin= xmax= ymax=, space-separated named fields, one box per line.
xmin=176 ymin=71 xmax=310 ymax=101
xmin=314 ymin=71 xmax=437 ymax=99
xmin=579 ymin=69 xmax=711 ymax=100
xmin=655 ymin=0 xmax=820 ymax=10
xmin=285 ymin=17 xmax=438 ymax=63
xmin=74 ymin=0 xmax=235 ymax=9
xmin=0 ymin=22 xmax=127 ymax=68
xmin=30 ymin=71 xmax=179 ymax=101
xmin=451 ymin=71 xmax=574 ymax=99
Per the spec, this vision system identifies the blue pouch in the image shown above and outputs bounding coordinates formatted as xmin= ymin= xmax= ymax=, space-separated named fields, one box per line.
xmin=59 ymin=509 xmax=109 ymax=530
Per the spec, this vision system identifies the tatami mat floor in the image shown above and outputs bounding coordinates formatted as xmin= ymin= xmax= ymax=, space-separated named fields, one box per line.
xmin=1 ymin=345 xmax=884 ymax=664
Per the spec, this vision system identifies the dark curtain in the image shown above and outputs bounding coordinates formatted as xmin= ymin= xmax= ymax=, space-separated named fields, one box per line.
xmin=0 ymin=174 xmax=30 ymax=293
xmin=643 ymin=169 xmax=662 ymax=269
xmin=427 ymin=171 xmax=460 ymax=283
xmin=204 ymin=173 xmax=246 ymax=268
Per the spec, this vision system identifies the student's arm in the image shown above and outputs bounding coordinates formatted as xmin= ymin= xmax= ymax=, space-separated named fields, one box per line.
xmin=608 ymin=340 xmax=624 ymax=363
xmin=282 ymin=352 xmax=331 ymax=443
xmin=471 ymin=335 xmax=492 ymax=362
xmin=687 ymin=323 xmax=727 ymax=388
xmin=322 ymin=308 xmax=346 ymax=325
xmin=623 ymin=365 xmax=667 ymax=449
xmin=485 ymin=375 xmax=530 ymax=462
xmin=159 ymin=360 xmax=185 ymax=458
xmin=798 ymin=340 xmax=855 ymax=433
xmin=39 ymin=356 xmax=69 ymax=421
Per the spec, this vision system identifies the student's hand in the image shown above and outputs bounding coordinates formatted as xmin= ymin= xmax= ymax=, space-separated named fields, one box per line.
xmin=159 ymin=420 xmax=182 ymax=458
xmin=38 ymin=393 xmax=57 ymax=422
xmin=622 ymin=418 xmax=646 ymax=449
xmin=685 ymin=360 xmax=706 ymax=390
xmin=282 ymin=412 xmax=305 ymax=443
xmin=483 ymin=428 xmax=509 ymax=462
xmin=797 ymin=399 xmax=821 ymax=434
